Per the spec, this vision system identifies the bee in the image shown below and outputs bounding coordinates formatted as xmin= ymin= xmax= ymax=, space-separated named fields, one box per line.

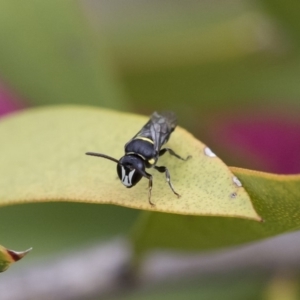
xmin=86 ymin=111 xmax=191 ymax=206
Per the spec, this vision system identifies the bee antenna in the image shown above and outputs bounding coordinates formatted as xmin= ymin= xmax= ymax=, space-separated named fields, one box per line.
xmin=85 ymin=152 xmax=119 ymax=164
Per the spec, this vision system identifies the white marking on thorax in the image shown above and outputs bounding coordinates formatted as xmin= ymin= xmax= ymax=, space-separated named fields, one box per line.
xmin=121 ymin=167 xmax=135 ymax=187
xmin=126 ymin=152 xmax=146 ymax=160
xmin=135 ymin=136 xmax=154 ymax=144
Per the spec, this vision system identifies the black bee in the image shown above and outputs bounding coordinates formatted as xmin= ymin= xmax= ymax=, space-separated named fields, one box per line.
xmin=86 ymin=111 xmax=191 ymax=206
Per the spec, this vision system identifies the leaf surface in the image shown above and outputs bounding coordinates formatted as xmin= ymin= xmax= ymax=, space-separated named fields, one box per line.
xmin=5 ymin=107 xmax=300 ymax=256
xmin=0 ymin=106 xmax=259 ymax=221
xmin=131 ymin=168 xmax=300 ymax=254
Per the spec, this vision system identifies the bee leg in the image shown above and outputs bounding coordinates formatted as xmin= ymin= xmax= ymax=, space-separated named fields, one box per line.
xmin=135 ymin=169 xmax=155 ymax=206
xmin=147 ymin=174 xmax=155 ymax=206
xmin=154 ymin=166 xmax=180 ymax=198
xmin=159 ymin=148 xmax=191 ymax=161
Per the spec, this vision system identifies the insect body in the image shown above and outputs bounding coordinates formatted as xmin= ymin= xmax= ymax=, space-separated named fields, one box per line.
xmin=86 ymin=111 xmax=191 ymax=206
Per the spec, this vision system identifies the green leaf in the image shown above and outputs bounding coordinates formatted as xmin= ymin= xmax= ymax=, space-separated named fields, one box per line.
xmin=131 ymin=168 xmax=300 ymax=255
xmin=0 ymin=106 xmax=259 ymax=222
xmin=0 ymin=245 xmax=31 ymax=272
xmin=2 ymin=107 xmax=300 ymax=256
xmin=0 ymin=1 xmax=127 ymax=109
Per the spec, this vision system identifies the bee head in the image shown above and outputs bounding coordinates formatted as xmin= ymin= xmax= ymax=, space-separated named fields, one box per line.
xmin=117 ymin=155 xmax=145 ymax=188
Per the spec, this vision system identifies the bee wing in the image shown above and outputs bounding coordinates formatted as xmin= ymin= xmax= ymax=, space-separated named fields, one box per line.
xmin=149 ymin=111 xmax=177 ymax=152
xmin=128 ymin=111 xmax=177 ymax=153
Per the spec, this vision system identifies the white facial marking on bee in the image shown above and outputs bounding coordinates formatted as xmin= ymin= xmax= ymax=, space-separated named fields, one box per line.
xmin=121 ymin=166 xmax=135 ymax=187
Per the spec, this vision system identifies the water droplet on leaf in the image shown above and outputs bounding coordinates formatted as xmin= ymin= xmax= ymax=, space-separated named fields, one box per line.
xmin=204 ymin=147 xmax=216 ymax=157
xmin=233 ymin=176 xmax=242 ymax=187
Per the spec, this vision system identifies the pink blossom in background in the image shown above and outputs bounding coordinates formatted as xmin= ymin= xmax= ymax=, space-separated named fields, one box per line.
xmin=0 ymin=82 xmax=26 ymax=117
xmin=212 ymin=108 xmax=300 ymax=174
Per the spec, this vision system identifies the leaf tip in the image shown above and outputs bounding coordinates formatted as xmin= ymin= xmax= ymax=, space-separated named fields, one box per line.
xmin=7 ymin=247 xmax=32 ymax=262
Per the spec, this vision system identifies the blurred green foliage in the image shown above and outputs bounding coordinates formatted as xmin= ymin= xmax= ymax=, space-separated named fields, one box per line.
xmin=0 ymin=1 xmax=127 ymax=108
xmin=115 ymin=272 xmax=268 ymax=300
xmin=0 ymin=203 xmax=138 ymax=260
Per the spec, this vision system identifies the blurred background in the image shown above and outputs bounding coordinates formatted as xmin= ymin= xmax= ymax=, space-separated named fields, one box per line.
xmin=0 ymin=1 xmax=300 ymax=299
